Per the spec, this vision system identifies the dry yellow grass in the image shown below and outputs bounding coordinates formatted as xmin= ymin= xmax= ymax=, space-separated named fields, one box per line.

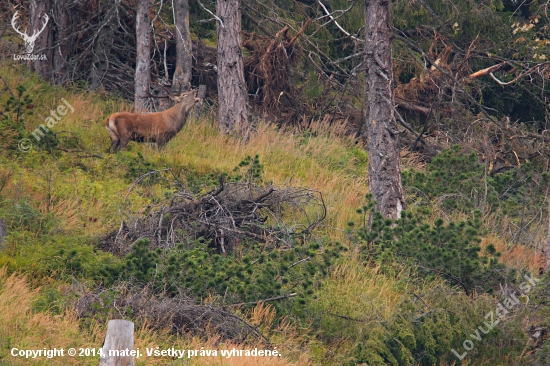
xmin=0 ymin=268 xmax=309 ymax=365
xmin=481 ymin=235 xmax=544 ymax=273
xmin=400 ymin=148 xmax=427 ymax=172
xmin=0 ymin=268 xmax=99 ymax=365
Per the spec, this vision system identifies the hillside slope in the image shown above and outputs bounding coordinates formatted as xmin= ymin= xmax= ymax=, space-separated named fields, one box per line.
xmin=0 ymin=63 xmax=549 ymax=366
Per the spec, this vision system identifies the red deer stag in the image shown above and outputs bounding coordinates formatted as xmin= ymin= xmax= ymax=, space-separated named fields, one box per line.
xmin=105 ymin=86 xmax=199 ymax=151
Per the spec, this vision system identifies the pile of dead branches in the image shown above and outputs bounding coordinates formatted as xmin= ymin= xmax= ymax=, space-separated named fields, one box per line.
xmin=73 ymin=281 xmax=267 ymax=343
xmin=100 ymin=173 xmax=325 ymax=256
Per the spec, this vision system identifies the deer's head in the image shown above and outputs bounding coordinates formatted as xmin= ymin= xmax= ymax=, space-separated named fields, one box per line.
xmin=144 ymin=82 xmax=200 ymax=110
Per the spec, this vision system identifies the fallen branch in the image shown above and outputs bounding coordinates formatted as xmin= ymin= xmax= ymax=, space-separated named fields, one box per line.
xmin=56 ymin=147 xmax=104 ymax=159
xmin=468 ymin=62 xmax=512 ymax=79
xmin=226 ymin=293 xmax=297 ymax=308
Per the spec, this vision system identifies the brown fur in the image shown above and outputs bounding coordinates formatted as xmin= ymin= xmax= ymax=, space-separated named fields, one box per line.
xmin=105 ymin=89 xmax=199 ymax=152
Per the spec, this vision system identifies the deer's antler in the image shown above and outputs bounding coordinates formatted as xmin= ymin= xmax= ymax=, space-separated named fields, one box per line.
xmin=140 ymin=81 xmax=185 ymax=99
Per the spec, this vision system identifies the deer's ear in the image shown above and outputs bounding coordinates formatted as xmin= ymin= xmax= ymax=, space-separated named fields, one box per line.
xmin=195 ymin=98 xmax=201 ymax=102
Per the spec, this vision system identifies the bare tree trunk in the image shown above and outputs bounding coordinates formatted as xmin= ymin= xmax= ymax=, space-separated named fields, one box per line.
xmin=52 ymin=0 xmax=70 ymax=85
xmin=216 ymin=0 xmax=249 ymax=135
xmin=90 ymin=10 xmax=115 ymax=91
xmin=135 ymin=0 xmax=151 ymax=112
xmin=28 ymin=0 xmax=53 ymax=79
xmin=173 ymin=0 xmax=192 ymax=91
xmin=364 ymin=0 xmax=405 ymax=220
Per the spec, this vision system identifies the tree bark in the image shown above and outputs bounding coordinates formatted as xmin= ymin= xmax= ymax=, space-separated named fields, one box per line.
xmin=28 ymin=0 xmax=53 ymax=79
xmin=90 ymin=11 xmax=115 ymax=91
xmin=364 ymin=0 xmax=406 ymax=220
xmin=216 ymin=0 xmax=249 ymax=135
xmin=52 ymin=0 xmax=70 ymax=85
xmin=173 ymin=0 xmax=192 ymax=92
xmin=135 ymin=0 xmax=151 ymax=112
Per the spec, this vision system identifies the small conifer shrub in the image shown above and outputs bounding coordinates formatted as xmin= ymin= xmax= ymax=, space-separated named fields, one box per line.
xmin=0 ymin=85 xmax=36 ymax=153
xmin=119 ymin=236 xmax=344 ymax=309
xmin=350 ymin=194 xmax=505 ymax=294
xmin=402 ymin=145 xmax=545 ymax=222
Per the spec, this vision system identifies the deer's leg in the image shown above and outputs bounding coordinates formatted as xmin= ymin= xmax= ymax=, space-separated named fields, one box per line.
xmin=109 ymin=140 xmax=120 ymax=152
xmin=158 ymin=132 xmax=176 ymax=150
xmin=105 ymin=120 xmax=120 ymax=153
xmin=119 ymin=137 xmax=130 ymax=150
xmin=156 ymin=137 xmax=166 ymax=150
xmin=155 ymin=133 xmax=173 ymax=150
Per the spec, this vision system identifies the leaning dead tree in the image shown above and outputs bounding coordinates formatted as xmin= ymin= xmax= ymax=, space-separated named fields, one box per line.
xmin=101 ymin=172 xmax=326 ymax=256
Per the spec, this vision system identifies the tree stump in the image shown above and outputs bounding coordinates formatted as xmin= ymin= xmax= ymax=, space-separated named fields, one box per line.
xmin=99 ymin=320 xmax=134 ymax=366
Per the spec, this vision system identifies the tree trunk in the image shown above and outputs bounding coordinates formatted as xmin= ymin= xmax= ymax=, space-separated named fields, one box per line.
xmin=28 ymin=0 xmax=53 ymax=79
xmin=216 ymin=0 xmax=249 ymax=135
xmin=52 ymin=0 xmax=70 ymax=85
xmin=90 ymin=11 xmax=115 ymax=91
xmin=135 ymin=0 xmax=151 ymax=112
xmin=173 ymin=0 xmax=192 ymax=91
xmin=364 ymin=0 xmax=406 ymax=220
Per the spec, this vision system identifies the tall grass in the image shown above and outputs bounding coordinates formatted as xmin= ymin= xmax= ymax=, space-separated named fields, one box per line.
xmin=0 ymin=62 xmax=370 ymax=242
xmin=0 ymin=268 xmax=307 ymax=365
xmin=0 ymin=268 xmax=97 ymax=365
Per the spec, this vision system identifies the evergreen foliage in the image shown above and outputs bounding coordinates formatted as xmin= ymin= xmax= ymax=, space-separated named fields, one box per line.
xmin=119 ymin=236 xmax=344 ymax=308
xmin=307 ymin=260 xmax=523 ymax=366
xmin=0 ymin=85 xmax=34 ymax=153
xmin=0 ymin=199 xmax=57 ymax=235
xmin=122 ymin=151 xmax=160 ymax=184
xmin=525 ymin=274 xmax=550 ymax=366
xmin=230 ymin=154 xmax=264 ymax=185
xmin=402 ymin=145 xmax=546 ymax=222
xmin=357 ymin=204 xmax=504 ymax=294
